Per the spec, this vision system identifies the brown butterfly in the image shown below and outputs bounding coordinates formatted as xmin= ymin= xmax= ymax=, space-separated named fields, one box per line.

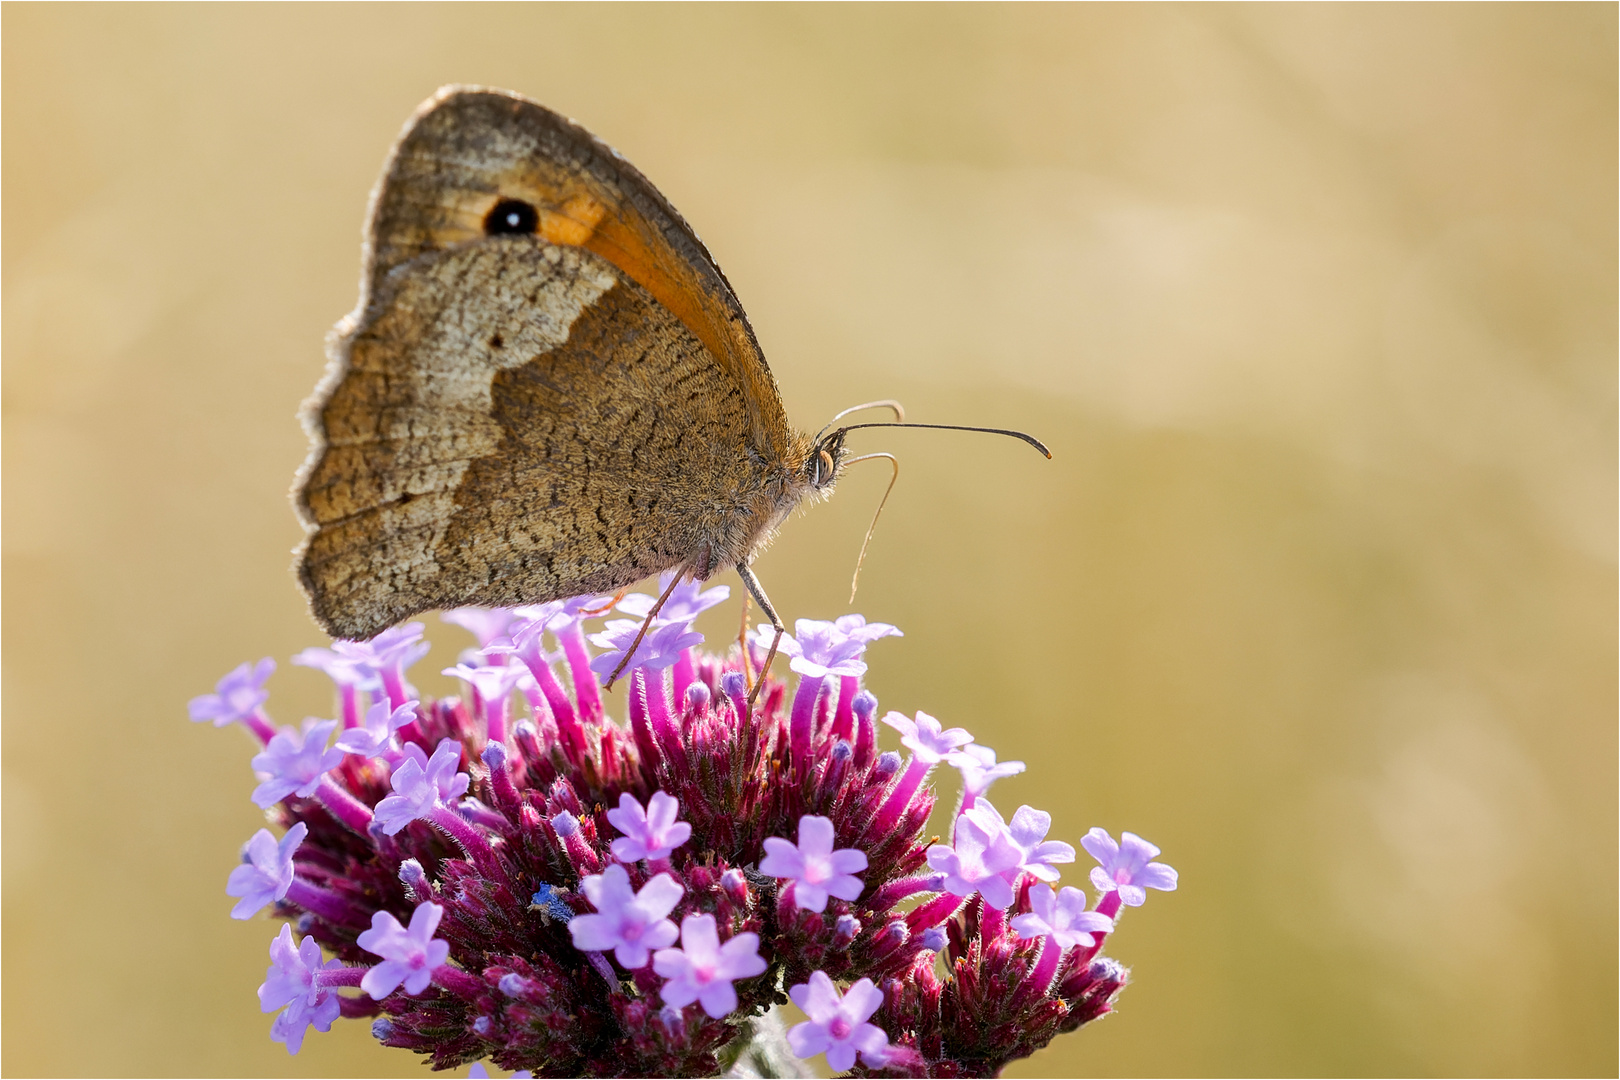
xmin=293 ymin=85 xmax=1046 ymax=687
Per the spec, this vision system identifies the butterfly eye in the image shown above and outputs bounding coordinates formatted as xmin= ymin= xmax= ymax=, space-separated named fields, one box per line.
xmin=484 ymin=199 xmax=539 ymax=236
xmin=815 ymin=448 xmax=836 ymax=486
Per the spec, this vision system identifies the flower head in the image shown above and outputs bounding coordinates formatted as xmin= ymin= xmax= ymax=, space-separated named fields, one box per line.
xmin=227 ymin=823 xmax=306 ymax=919
xmin=926 ymin=805 xmax=1026 ymax=908
xmin=1082 ymin=828 xmax=1178 ymax=906
xmin=786 ymin=972 xmax=890 ymax=1072
xmin=1011 ymin=884 xmax=1115 ymax=950
xmin=250 ymin=719 xmax=343 ymax=808
xmin=357 ymin=903 xmax=451 ymax=998
xmin=954 ymin=742 xmax=1026 ymax=800
xmin=290 ymin=646 xmax=376 ymax=690
xmin=441 ymin=607 xmax=522 ymax=648
xmin=756 ymin=616 xmax=898 ymax=679
xmin=198 ymin=603 xmax=1169 ymax=1075
xmin=883 ymin=710 xmax=975 ymax=765
xmin=373 ymin=739 xmax=469 ymax=834
xmin=588 ymin=619 xmax=704 ymax=679
xmin=258 ymin=924 xmax=343 ymax=1055
xmin=335 ymin=700 xmax=417 ymax=758
xmin=652 ymin=913 xmax=767 ymax=1018
xmin=569 ymin=863 xmax=683 ymax=969
xmin=189 ymin=658 xmax=275 ymax=727
xmin=618 ymin=572 xmax=731 ymax=625
xmin=606 ymin=791 xmax=692 ymax=863
xmin=760 ymin=814 xmax=868 ymax=912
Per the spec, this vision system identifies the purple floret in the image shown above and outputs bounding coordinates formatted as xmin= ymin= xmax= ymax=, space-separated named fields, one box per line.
xmin=1012 ymin=884 xmax=1115 ymax=950
xmin=250 ymin=719 xmax=344 ymax=808
xmin=786 ymin=971 xmax=890 ymax=1072
xmin=227 ymin=822 xmax=306 ymax=919
xmin=971 ymin=800 xmax=1076 ymax=882
xmin=290 ymin=646 xmax=376 ymax=689
xmin=259 ymin=924 xmax=344 ymax=1055
xmin=588 ymin=619 xmax=703 ymax=679
xmin=652 ymin=913 xmax=767 ymax=1019
xmin=759 ymin=815 xmax=868 ymax=913
xmin=357 ymin=902 xmax=451 ymax=998
xmin=954 ymin=742 xmax=1026 ymax=803
xmin=374 ymin=739 xmax=468 ymax=835
xmin=606 ymin=791 xmax=692 ymax=863
xmin=441 ymin=607 xmax=523 ymax=649
xmin=1083 ymin=828 xmax=1179 ymax=906
xmin=883 ymin=709 xmax=975 ymax=765
xmin=927 ymin=805 xmax=1026 ymax=909
xmin=189 ymin=657 xmax=276 ymax=727
xmin=442 ymin=662 xmax=527 ymax=704
xmin=617 ymin=572 xmax=731 ymax=624
xmin=334 ymin=700 xmax=416 ymax=758
xmin=569 ymin=864 xmax=682 ymax=969
xmin=332 ymin=622 xmax=428 ymax=673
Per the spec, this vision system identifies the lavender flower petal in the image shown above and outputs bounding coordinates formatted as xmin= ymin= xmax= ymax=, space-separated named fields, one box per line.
xmin=760 ymin=815 xmax=868 ymax=913
xmin=357 ymin=903 xmax=450 ymax=998
xmin=250 ymin=720 xmax=344 ymax=808
xmin=1083 ymin=827 xmax=1179 ymax=906
xmin=570 ymin=864 xmax=683 ymax=969
xmin=606 ymin=791 xmax=692 ymax=863
xmin=227 ymin=822 xmax=307 ymax=919
xmin=653 ymin=913 xmax=766 ymax=1019
xmin=786 ymin=972 xmax=890 ymax=1072
xmin=189 ymin=658 xmax=276 ymax=727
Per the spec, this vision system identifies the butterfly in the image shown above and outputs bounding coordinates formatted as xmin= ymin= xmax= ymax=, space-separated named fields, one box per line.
xmin=293 ymin=85 xmax=1046 ymax=687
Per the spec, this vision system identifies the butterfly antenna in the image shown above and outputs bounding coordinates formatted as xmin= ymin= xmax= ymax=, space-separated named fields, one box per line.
xmin=834 ymin=422 xmax=1052 ymax=458
xmin=814 ymin=400 xmax=906 ymax=446
xmin=844 ymin=452 xmax=899 ymax=603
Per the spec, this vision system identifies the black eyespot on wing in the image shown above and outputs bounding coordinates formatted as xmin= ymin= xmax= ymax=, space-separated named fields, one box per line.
xmin=484 ymin=199 xmax=539 ymax=235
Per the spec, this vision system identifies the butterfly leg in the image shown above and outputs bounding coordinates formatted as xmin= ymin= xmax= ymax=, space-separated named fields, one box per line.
xmin=603 ymin=573 xmax=682 ymax=690
xmin=736 ymin=562 xmax=783 ymax=708
xmin=737 ymin=591 xmax=756 ymax=688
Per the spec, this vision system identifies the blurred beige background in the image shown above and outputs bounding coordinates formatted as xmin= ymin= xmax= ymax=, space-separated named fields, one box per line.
xmin=4 ymin=4 xmax=1614 ymax=1077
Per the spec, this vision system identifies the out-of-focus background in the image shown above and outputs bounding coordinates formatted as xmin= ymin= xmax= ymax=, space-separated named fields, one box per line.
xmin=4 ymin=5 xmax=1614 ymax=1077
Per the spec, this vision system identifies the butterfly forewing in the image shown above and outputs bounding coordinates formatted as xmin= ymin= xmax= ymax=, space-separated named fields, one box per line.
xmin=295 ymin=88 xmax=807 ymax=639
xmin=363 ymin=86 xmax=790 ymax=459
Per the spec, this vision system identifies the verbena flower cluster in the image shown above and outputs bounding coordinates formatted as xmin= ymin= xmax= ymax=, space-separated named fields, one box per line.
xmin=193 ymin=575 xmax=1177 ymax=1076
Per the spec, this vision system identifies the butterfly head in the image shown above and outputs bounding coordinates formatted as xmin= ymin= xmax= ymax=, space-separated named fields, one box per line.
xmin=807 ymin=430 xmax=848 ymax=490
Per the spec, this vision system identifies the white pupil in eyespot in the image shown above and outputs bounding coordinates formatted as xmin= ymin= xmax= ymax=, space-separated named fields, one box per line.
xmin=506 ymin=213 xmax=520 ymax=227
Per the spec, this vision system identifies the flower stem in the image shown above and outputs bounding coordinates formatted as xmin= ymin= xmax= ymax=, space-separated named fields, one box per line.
xmin=316 ymin=776 xmax=375 ymax=834
xmin=556 ymin=620 xmax=603 ymax=724
xmin=428 ymin=806 xmax=501 ymax=877
xmin=287 ymin=879 xmax=365 ymax=927
xmin=790 ymin=674 xmax=825 ymax=774
xmin=521 ymin=650 xmax=587 ymax=764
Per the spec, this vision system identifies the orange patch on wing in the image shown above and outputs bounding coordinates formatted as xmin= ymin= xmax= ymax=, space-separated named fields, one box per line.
xmin=585 ymin=216 xmax=736 ymax=385
xmin=540 ymin=192 xmax=606 ymax=246
xmin=474 ymin=171 xmax=749 ymax=411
